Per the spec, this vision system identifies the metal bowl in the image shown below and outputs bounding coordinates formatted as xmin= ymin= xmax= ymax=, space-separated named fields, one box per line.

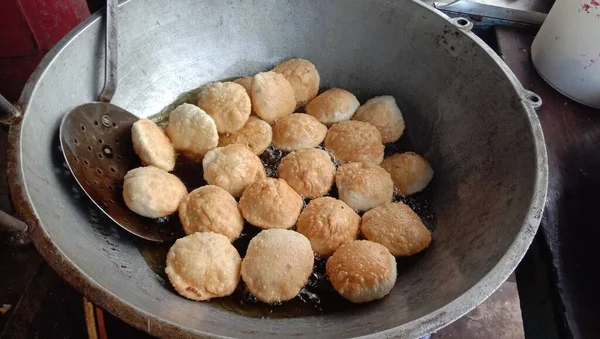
xmin=7 ymin=0 xmax=547 ymax=338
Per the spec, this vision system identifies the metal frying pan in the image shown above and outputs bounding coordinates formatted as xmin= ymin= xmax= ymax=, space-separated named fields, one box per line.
xmin=0 ymin=0 xmax=548 ymax=338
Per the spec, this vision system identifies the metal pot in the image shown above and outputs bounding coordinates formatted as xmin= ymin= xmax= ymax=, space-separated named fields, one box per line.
xmin=1 ymin=0 xmax=547 ymax=338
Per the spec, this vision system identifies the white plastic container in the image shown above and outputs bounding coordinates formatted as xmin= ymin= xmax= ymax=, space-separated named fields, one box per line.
xmin=531 ymin=0 xmax=600 ymax=109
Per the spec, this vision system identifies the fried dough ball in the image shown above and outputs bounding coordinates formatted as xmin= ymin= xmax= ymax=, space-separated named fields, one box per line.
xmin=326 ymin=240 xmax=397 ymax=303
xmin=272 ymin=58 xmax=320 ymax=106
xmin=306 ymin=88 xmax=359 ymax=125
xmin=335 ymin=162 xmax=393 ymax=212
xmin=178 ymin=185 xmax=244 ymax=242
xmin=165 ymin=232 xmax=241 ymax=301
xmin=381 ymin=152 xmax=434 ymax=195
xmin=251 ymin=71 xmax=296 ymax=123
xmin=218 ymin=116 xmax=272 ymax=155
xmin=197 ymin=81 xmax=251 ymax=134
xmin=352 ymin=96 xmax=405 ymax=144
xmin=232 ymin=76 xmax=253 ymax=98
xmin=296 ymin=197 xmax=360 ymax=256
xmin=131 ymin=119 xmax=176 ymax=172
xmin=272 ymin=113 xmax=328 ymax=152
xmin=241 ymin=229 xmax=314 ymax=303
xmin=122 ymin=166 xmax=187 ymax=218
xmin=277 ymin=149 xmax=335 ymax=199
xmin=202 ymin=144 xmax=266 ymax=198
xmin=238 ymin=178 xmax=303 ymax=229
xmin=361 ymin=202 xmax=432 ymax=256
xmin=325 ymin=120 xmax=384 ymax=164
xmin=165 ymin=103 xmax=218 ymax=159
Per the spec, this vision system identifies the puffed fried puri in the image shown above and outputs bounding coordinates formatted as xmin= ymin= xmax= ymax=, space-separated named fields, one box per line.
xmin=122 ymin=166 xmax=187 ymax=218
xmin=277 ymin=148 xmax=335 ymax=199
xmin=166 ymin=232 xmax=241 ymax=301
xmin=238 ymin=178 xmax=303 ymax=229
xmin=306 ymin=88 xmax=359 ymax=125
xmin=352 ymin=95 xmax=405 ymax=144
xmin=232 ymin=76 xmax=253 ymax=98
xmin=178 ymin=185 xmax=244 ymax=242
xmin=272 ymin=58 xmax=320 ymax=107
xmin=197 ymin=81 xmax=251 ymax=134
xmin=326 ymin=240 xmax=397 ymax=303
xmin=202 ymin=144 xmax=266 ymax=198
xmin=131 ymin=119 xmax=176 ymax=172
xmin=218 ymin=116 xmax=272 ymax=155
xmin=381 ymin=152 xmax=434 ymax=196
xmin=272 ymin=113 xmax=328 ymax=152
xmin=251 ymin=71 xmax=296 ymax=123
xmin=361 ymin=202 xmax=432 ymax=257
xmin=241 ymin=229 xmax=314 ymax=303
xmin=335 ymin=162 xmax=393 ymax=212
xmin=296 ymin=197 xmax=360 ymax=257
xmin=165 ymin=103 xmax=218 ymax=159
xmin=324 ymin=120 xmax=384 ymax=164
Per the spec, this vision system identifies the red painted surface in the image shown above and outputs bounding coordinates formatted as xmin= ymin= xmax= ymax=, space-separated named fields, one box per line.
xmin=0 ymin=0 xmax=90 ymax=101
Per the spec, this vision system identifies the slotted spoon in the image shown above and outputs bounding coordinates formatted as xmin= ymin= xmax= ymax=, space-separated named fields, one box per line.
xmin=59 ymin=0 xmax=178 ymax=242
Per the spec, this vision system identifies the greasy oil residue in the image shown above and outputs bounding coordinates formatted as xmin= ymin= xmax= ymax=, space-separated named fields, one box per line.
xmin=136 ymin=90 xmax=435 ymax=319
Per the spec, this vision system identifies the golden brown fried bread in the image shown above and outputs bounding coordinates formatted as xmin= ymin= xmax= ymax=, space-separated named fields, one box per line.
xmin=241 ymin=229 xmax=314 ymax=303
xmin=202 ymin=144 xmax=266 ymax=198
xmin=272 ymin=113 xmax=328 ymax=152
xmin=197 ymin=81 xmax=251 ymax=134
xmin=361 ymin=202 xmax=431 ymax=256
xmin=178 ymin=185 xmax=244 ymax=242
xmin=238 ymin=178 xmax=303 ymax=229
xmin=306 ymin=88 xmax=359 ymax=125
xmin=165 ymin=103 xmax=218 ymax=159
xmin=381 ymin=152 xmax=434 ymax=195
xmin=296 ymin=197 xmax=360 ymax=256
xmin=352 ymin=96 xmax=405 ymax=144
xmin=165 ymin=232 xmax=241 ymax=301
xmin=324 ymin=120 xmax=384 ymax=164
xmin=232 ymin=76 xmax=253 ymax=98
xmin=326 ymin=240 xmax=396 ymax=303
xmin=251 ymin=71 xmax=296 ymax=123
xmin=218 ymin=116 xmax=272 ymax=155
xmin=335 ymin=162 xmax=393 ymax=212
xmin=122 ymin=166 xmax=187 ymax=218
xmin=272 ymin=58 xmax=320 ymax=106
xmin=277 ymin=149 xmax=335 ymax=199
xmin=131 ymin=119 xmax=176 ymax=172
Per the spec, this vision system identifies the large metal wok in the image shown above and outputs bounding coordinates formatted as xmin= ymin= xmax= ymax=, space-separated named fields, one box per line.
xmin=1 ymin=0 xmax=547 ymax=338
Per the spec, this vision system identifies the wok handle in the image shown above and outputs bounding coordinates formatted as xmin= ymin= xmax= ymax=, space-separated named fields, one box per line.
xmin=0 ymin=209 xmax=28 ymax=233
xmin=98 ymin=0 xmax=118 ymax=103
xmin=0 ymin=94 xmax=29 ymax=243
xmin=0 ymin=94 xmax=21 ymax=125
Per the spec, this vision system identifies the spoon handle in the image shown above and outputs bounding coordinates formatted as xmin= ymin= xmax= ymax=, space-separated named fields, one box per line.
xmin=99 ymin=0 xmax=118 ymax=103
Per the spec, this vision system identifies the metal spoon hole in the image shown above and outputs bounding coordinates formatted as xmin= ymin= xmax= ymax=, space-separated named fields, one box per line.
xmin=98 ymin=138 xmax=104 ymax=144
xmin=110 ymin=167 xmax=116 ymax=173
xmin=87 ymin=146 xmax=93 ymax=152
xmin=80 ymin=124 xmax=86 ymax=131
xmin=84 ymin=159 xmax=89 ymax=166
xmin=97 ymin=169 xmax=103 ymax=175
xmin=94 ymin=120 xmax=99 ymax=126
xmin=74 ymin=138 xmax=79 ymax=144
xmin=98 ymin=153 xmax=104 ymax=159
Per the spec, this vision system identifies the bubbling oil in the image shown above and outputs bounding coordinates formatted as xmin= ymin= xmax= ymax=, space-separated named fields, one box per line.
xmin=137 ymin=88 xmax=435 ymax=319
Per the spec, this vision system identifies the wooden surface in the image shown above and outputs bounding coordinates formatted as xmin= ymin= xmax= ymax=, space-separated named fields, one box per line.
xmin=496 ymin=26 xmax=600 ymax=339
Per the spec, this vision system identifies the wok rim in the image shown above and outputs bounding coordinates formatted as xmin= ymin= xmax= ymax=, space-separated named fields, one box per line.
xmin=7 ymin=0 xmax=549 ymax=338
